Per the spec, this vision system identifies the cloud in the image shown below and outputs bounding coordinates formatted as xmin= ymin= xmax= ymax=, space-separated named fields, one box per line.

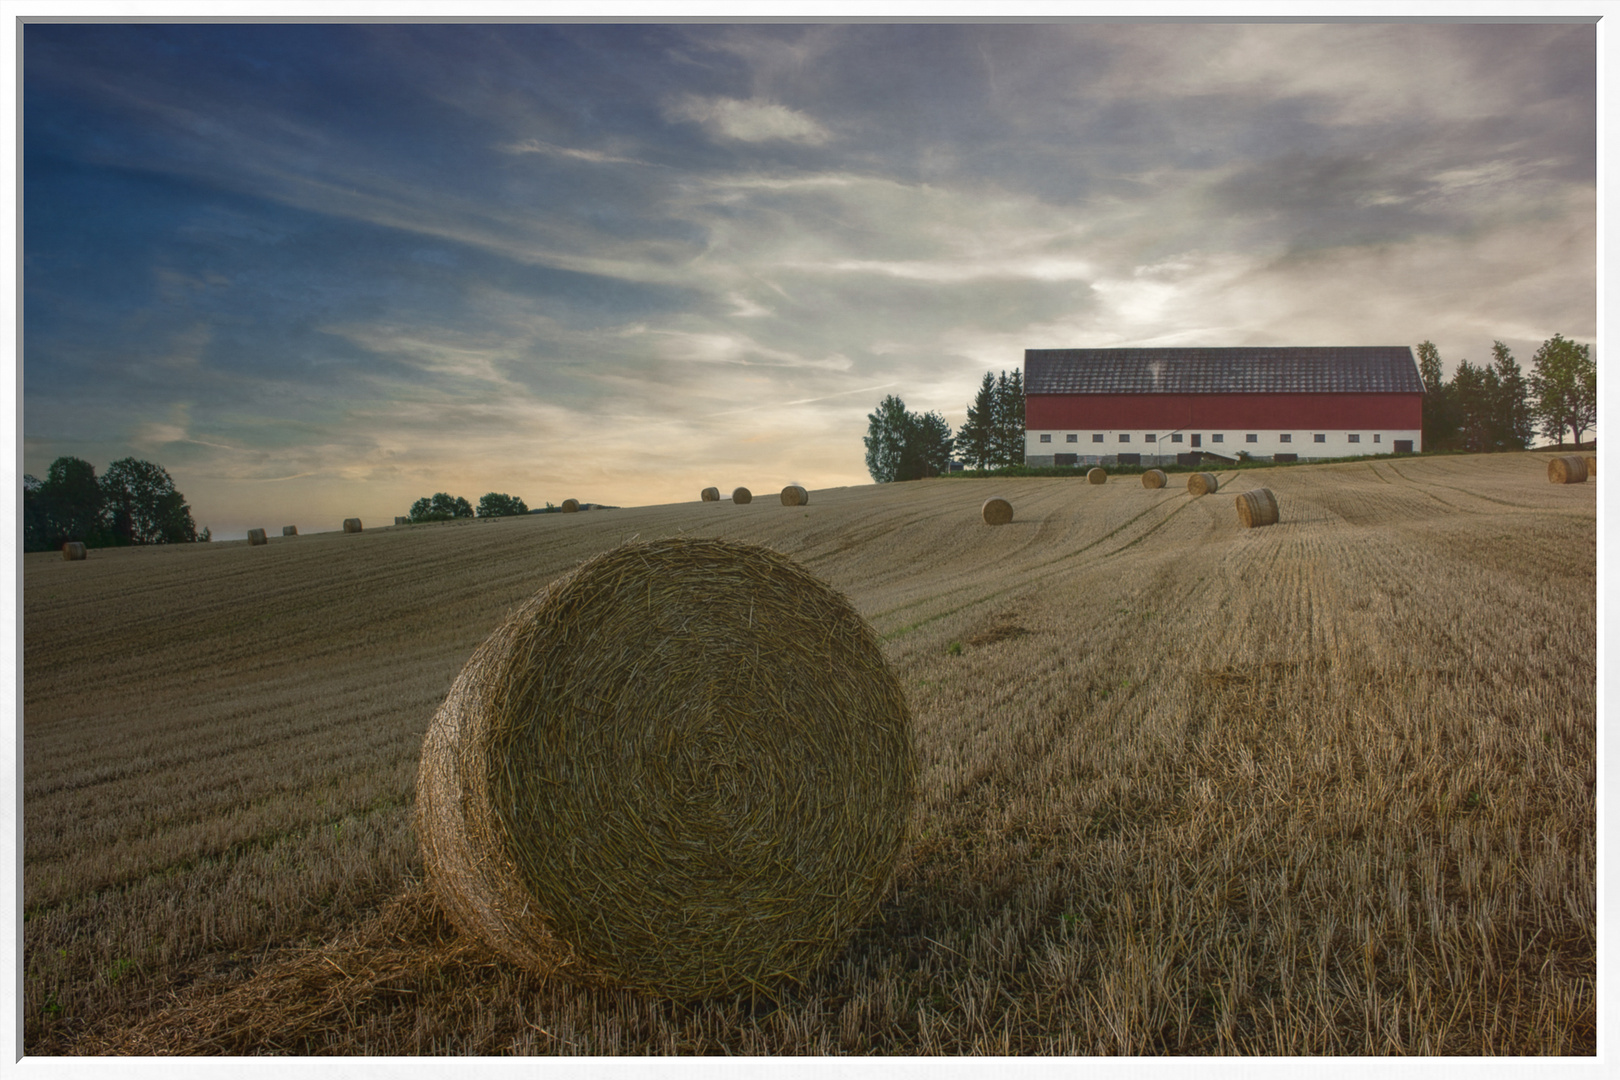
xmin=495 ymin=138 xmax=653 ymax=167
xmin=666 ymin=95 xmax=831 ymax=144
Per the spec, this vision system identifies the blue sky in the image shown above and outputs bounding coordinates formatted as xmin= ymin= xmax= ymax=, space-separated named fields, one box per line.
xmin=18 ymin=20 xmax=1598 ymax=538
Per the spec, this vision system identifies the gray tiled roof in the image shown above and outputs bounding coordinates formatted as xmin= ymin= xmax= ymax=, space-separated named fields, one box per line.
xmin=1024 ymin=347 xmax=1424 ymax=395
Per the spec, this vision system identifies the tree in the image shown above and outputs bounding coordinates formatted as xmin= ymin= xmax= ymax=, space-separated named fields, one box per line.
xmin=409 ymin=492 xmax=475 ymax=522
xmin=477 ymin=492 xmax=529 ymax=518
xmin=991 ymin=368 xmax=1026 ymax=468
xmin=1416 ymin=340 xmax=1458 ymax=451
xmin=863 ymin=395 xmax=955 ymax=482
xmin=1451 ymin=359 xmax=1497 ymax=453
xmin=1529 ymin=333 xmax=1596 ymax=448
xmin=100 ymin=458 xmax=197 ymax=544
xmin=956 ymin=372 xmax=999 ymax=469
xmin=1489 ymin=341 xmax=1535 ymax=451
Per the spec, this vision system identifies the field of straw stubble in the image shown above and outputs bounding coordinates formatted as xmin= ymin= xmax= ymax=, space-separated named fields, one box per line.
xmin=22 ymin=452 xmax=1596 ymax=1055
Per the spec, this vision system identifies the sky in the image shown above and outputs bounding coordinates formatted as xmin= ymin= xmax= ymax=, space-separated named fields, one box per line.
xmin=17 ymin=18 xmax=1599 ymax=540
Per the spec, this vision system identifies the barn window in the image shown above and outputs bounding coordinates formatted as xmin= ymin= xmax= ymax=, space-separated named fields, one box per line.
xmin=1314 ymin=433 xmax=1326 ymax=443
xmin=1374 ymin=434 xmax=1382 ymax=443
xmin=1144 ymin=433 xmax=1157 ymax=443
xmin=1039 ymin=434 xmax=1052 ymax=443
xmin=1092 ymin=433 xmax=1104 ymax=443
xmin=1245 ymin=433 xmax=1258 ymax=443
xmin=1066 ymin=433 xmax=1078 ymax=443
xmin=1118 ymin=433 xmax=1131 ymax=443
xmin=1279 ymin=433 xmax=1292 ymax=443
xmin=1211 ymin=433 xmax=1224 ymax=443
xmin=1171 ymin=433 xmax=1183 ymax=443
xmin=1348 ymin=433 xmax=1361 ymax=443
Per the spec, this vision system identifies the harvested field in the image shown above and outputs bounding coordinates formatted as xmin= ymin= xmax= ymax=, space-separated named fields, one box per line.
xmin=22 ymin=452 xmax=1597 ymax=1055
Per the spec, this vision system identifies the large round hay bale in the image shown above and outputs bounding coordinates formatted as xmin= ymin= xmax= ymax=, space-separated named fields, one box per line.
xmin=700 ymin=487 xmax=720 ymax=502
xmin=780 ymin=484 xmax=809 ymax=506
xmin=1235 ymin=488 xmax=1280 ymax=528
xmin=1087 ymin=468 xmax=1107 ymax=485
xmin=1142 ymin=469 xmax=1167 ymax=489
xmin=283 ymin=525 xmax=299 ymax=536
xmin=416 ymin=538 xmax=916 ymax=1000
xmin=247 ymin=528 xmax=268 ymax=546
xmin=1584 ymin=455 xmax=1596 ymax=477
xmin=61 ymin=542 xmax=86 ymax=561
xmin=343 ymin=518 xmax=363 ymax=533
xmin=732 ymin=487 xmax=752 ymax=504
xmin=1187 ymin=472 xmax=1219 ymax=496
xmin=561 ymin=499 xmax=580 ymax=513
xmin=981 ymin=497 xmax=1013 ymax=525
xmin=1548 ymin=456 xmax=1588 ymax=484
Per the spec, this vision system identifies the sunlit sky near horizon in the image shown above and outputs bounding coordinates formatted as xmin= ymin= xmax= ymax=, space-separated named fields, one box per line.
xmin=18 ymin=18 xmax=1598 ymax=539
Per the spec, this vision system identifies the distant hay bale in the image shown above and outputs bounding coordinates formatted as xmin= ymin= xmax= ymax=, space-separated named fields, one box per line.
xmin=247 ymin=528 xmax=268 ymax=546
xmin=395 ymin=516 xmax=410 ymax=526
xmin=981 ymin=497 xmax=1013 ymax=525
xmin=780 ymin=484 xmax=809 ymax=506
xmin=415 ymin=537 xmax=916 ymax=1000
xmin=701 ymin=487 xmax=720 ymax=502
xmin=1548 ymin=456 xmax=1588 ymax=484
xmin=1187 ymin=472 xmax=1220 ymax=496
xmin=561 ymin=499 xmax=580 ymax=513
xmin=61 ymin=542 xmax=86 ymax=561
xmin=1087 ymin=468 xmax=1107 ymax=485
xmin=1142 ymin=469 xmax=1167 ymax=489
xmin=1235 ymin=488 xmax=1280 ymax=529
xmin=1584 ymin=455 xmax=1597 ymax=477
xmin=732 ymin=487 xmax=753 ymax=504
xmin=283 ymin=525 xmax=298 ymax=536
xmin=344 ymin=518 xmax=363 ymax=533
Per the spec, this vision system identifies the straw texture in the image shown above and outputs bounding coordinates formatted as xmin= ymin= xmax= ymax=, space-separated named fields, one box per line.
xmin=981 ymin=498 xmax=1013 ymax=526
xmin=701 ymin=487 xmax=720 ymax=502
xmin=61 ymin=542 xmax=86 ymax=561
xmin=247 ymin=529 xmax=268 ymax=546
xmin=780 ymin=485 xmax=809 ymax=507
xmin=1087 ymin=468 xmax=1107 ymax=485
xmin=343 ymin=518 xmax=363 ymax=533
xmin=1548 ymin=456 xmax=1588 ymax=484
xmin=1142 ymin=469 xmax=1167 ymax=489
xmin=1584 ymin=455 xmax=1596 ymax=477
xmin=1187 ymin=473 xmax=1220 ymax=496
xmin=561 ymin=499 xmax=581 ymax=513
xmin=732 ymin=487 xmax=753 ymax=504
xmin=1236 ymin=488 xmax=1280 ymax=528
xmin=416 ymin=537 xmax=917 ymax=1000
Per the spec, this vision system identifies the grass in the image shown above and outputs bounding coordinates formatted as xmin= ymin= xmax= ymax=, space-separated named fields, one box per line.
xmin=21 ymin=450 xmax=1596 ymax=1055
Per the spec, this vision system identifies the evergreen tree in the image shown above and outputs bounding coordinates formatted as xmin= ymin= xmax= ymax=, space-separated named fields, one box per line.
xmin=956 ymin=372 xmax=998 ymax=469
xmin=1416 ymin=341 xmax=1458 ymax=451
xmin=1489 ymin=341 xmax=1535 ymax=451
xmin=1451 ymin=359 xmax=1497 ymax=453
xmin=1529 ymin=333 xmax=1596 ymax=448
xmin=991 ymin=367 xmax=1026 ymax=467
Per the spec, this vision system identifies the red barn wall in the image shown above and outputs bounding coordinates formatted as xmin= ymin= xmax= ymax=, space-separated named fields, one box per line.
xmin=1025 ymin=393 xmax=1422 ymax=431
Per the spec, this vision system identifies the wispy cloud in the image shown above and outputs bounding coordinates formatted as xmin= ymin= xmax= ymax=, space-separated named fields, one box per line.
xmin=666 ymin=94 xmax=832 ymax=144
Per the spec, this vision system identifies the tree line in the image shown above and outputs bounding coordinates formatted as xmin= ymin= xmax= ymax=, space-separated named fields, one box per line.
xmin=863 ymin=369 xmax=1026 ymax=482
xmin=23 ymin=456 xmax=200 ymax=552
xmin=408 ymin=491 xmax=531 ymax=522
xmin=1419 ymin=334 xmax=1595 ymax=452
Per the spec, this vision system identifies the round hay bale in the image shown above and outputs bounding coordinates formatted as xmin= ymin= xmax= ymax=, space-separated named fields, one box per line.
xmin=1235 ymin=488 xmax=1280 ymax=529
xmin=561 ymin=499 xmax=580 ymax=513
xmin=981 ymin=497 xmax=1013 ymax=525
xmin=1548 ymin=456 xmax=1588 ymax=484
xmin=283 ymin=525 xmax=299 ymax=536
xmin=343 ymin=518 xmax=363 ymax=533
xmin=1142 ymin=469 xmax=1167 ymax=489
xmin=1187 ymin=472 xmax=1219 ymax=496
xmin=780 ymin=484 xmax=808 ymax=507
xmin=61 ymin=542 xmax=86 ymax=561
xmin=247 ymin=528 xmax=268 ymax=546
xmin=416 ymin=538 xmax=916 ymax=1000
xmin=700 ymin=487 xmax=720 ymax=502
xmin=1087 ymin=467 xmax=1107 ymax=485
xmin=732 ymin=487 xmax=753 ymax=504
xmin=1584 ymin=455 xmax=1597 ymax=477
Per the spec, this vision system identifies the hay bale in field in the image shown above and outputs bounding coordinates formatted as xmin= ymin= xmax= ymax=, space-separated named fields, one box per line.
xmin=701 ymin=487 xmax=720 ymax=502
xmin=1584 ymin=455 xmax=1597 ymax=477
xmin=561 ymin=499 xmax=580 ymax=513
xmin=283 ymin=525 xmax=298 ymax=536
xmin=1235 ymin=488 xmax=1280 ymax=528
xmin=344 ymin=518 xmax=363 ymax=533
xmin=415 ymin=537 xmax=916 ymax=1000
xmin=1187 ymin=472 xmax=1219 ymax=496
xmin=981 ymin=497 xmax=1013 ymax=525
xmin=1142 ymin=469 xmax=1167 ymax=489
xmin=732 ymin=487 xmax=752 ymax=504
xmin=1548 ymin=456 xmax=1588 ymax=484
xmin=247 ymin=529 xmax=268 ymax=546
xmin=61 ymin=542 xmax=86 ymax=561
xmin=1087 ymin=468 xmax=1107 ymax=485
xmin=780 ymin=484 xmax=808 ymax=506
xmin=395 ymin=516 xmax=411 ymax=526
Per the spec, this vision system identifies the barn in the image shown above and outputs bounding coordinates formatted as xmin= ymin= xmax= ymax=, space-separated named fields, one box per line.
xmin=1022 ymin=346 xmax=1425 ymax=466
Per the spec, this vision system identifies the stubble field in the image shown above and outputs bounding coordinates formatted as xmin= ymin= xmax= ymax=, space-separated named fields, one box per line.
xmin=21 ymin=452 xmax=1597 ymax=1055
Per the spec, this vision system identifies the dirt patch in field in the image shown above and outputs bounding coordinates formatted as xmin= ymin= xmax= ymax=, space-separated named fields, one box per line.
xmin=965 ymin=614 xmax=1030 ymax=648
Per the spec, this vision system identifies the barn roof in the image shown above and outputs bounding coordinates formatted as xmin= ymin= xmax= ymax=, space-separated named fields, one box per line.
xmin=1023 ymin=347 xmax=1424 ymax=395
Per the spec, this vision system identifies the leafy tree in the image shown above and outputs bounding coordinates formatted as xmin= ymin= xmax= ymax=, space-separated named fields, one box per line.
xmin=956 ymin=372 xmax=999 ymax=469
xmin=1489 ymin=341 xmax=1535 ymax=451
xmin=101 ymin=458 xmax=196 ymax=545
xmin=1529 ymin=333 xmax=1596 ymax=448
xmin=863 ymin=395 xmax=955 ymax=482
xmin=477 ymin=492 xmax=529 ymax=518
xmin=409 ymin=492 xmax=475 ymax=522
xmin=991 ymin=368 xmax=1026 ymax=468
xmin=1416 ymin=340 xmax=1458 ymax=451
